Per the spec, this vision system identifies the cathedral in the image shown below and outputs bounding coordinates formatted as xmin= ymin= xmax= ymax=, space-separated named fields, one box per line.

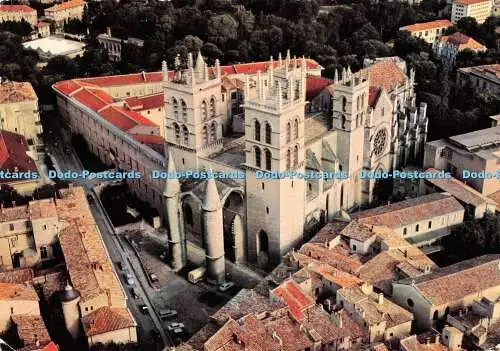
xmin=161 ymin=52 xmax=428 ymax=279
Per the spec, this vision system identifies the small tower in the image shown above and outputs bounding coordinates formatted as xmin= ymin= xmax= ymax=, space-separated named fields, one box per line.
xmin=163 ymin=152 xmax=186 ymax=270
xmin=60 ymin=283 xmax=81 ymax=339
xmin=202 ymin=177 xmax=225 ymax=283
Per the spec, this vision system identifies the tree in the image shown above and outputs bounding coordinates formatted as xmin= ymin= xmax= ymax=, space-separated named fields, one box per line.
xmin=0 ymin=31 xmax=38 ymax=82
xmin=456 ymin=16 xmax=479 ymax=38
xmin=207 ymin=14 xmax=239 ymax=46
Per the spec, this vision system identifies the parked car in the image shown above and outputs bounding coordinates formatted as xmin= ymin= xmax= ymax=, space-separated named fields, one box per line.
xmin=218 ymin=282 xmax=235 ymax=292
xmin=149 ymin=273 xmax=159 ymax=283
xmin=139 ymin=305 xmax=148 ymax=314
xmin=130 ymin=288 xmax=140 ymax=299
xmin=125 ymin=273 xmax=135 ymax=285
xmin=167 ymin=322 xmax=185 ymax=334
xmin=188 ymin=266 xmax=206 ymax=284
xmin=159 ymin=309 xmax=177 ymax=320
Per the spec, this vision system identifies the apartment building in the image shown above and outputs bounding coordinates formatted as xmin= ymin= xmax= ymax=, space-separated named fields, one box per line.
xmin=451 ymin=0 xmax=493 ymax=23
xmin=392 ymin=254 xmax=500 ymax=330
xmin=0 ymin=5 xmax=37 ymax=27
xmin=433 ymin=32 xmax=487 ymax=66
xmin=97 ymin=27 xmax=144 ymax=62
xmin=0 ymin=80 xmax=43 ymax=147
xmin=44 ymin=0 xmax=86 ymax=29
xmin=456 ymin=64 xmax=500 ymax=96
xmin=424 ymin=125 xmax=500 ymax=196
xmin=351 ymin=193 xmax=465 ymax=250
xmin=399 ymin=19 xmax=452 ymax=44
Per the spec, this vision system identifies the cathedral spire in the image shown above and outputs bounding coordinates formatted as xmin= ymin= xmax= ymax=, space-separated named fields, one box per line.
xmin=195 ymin=51 xmax=205 ymax=70
xmin=257 ymin=70 xmax=263 ymax=99
xmin=202 ymin=177 xmax=221 ymax=211
xmin=285 ymin=49 xmax=291 ymax=67
xmin=215 ymin=59 xmax=221 ymax=79
xmin=276 ymin=80 xmax=282 ymax=108
xmin=163 ymin=151 xmax=180 ymax=198
xmin=334 ymin=69 xmax=339 ymax=84
xmin=278 ymin=52 xmax=283 ymax=66
xmin=187 ymin=52 xmax=194 ymax=69
xmin=268 ymin=56 xmax=274 ymax=89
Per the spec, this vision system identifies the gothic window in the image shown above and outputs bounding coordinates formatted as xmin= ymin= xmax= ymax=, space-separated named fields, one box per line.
xmin=210 ymin=97 xmax=216 ymax=117
xmin=265 ymin=149 xmax=272 ymax=171
xmin=254 ymin=120 xmax=261 ymax=141
xmin=210 ymin=122 xmax=217 ymax=141
xmin=181 ymin=99 xmax=187 ymax=122
xmin=356 ymin=96 xmax=360 ymax=111
xmin=172 ymin=97 xmax=179 ymax=120
xmin=361 ymin=93 xmax=365 ymax=108
xmin=373 ymin=128 xmax=388 ymax=157
xmin=254 ymin=146 xmax=261 ymax=168
xmin=340 ymin=184 xmax=344 ymax=207
xmin=286 ymin=149 xmax=291 ymax=169
xmin=40 ymin=246 xmax=48 ymax=259
xmin=265 ymin=123 xmax=272 ymax=144
xmin=202 ymin=125 xmax=208 ymax=145
xmin=183 ymin=125 xmax=189 ymax=144
xmin=341 ymin=115 xmax=346 ymax=129
xmin=342 ymin=96 xmax=347 ymax=112
xmin=286 ymin=122 xmax=291 ymax=143
xmin=174 ymin=123 xmax=180 ymax=143
xmin=293 ymin=145 xmax=299 ymax=166
xmin=201 ymin=100 xmax=208 ymax=121
xmin=293 ymin=118 xmax=299 ymax=139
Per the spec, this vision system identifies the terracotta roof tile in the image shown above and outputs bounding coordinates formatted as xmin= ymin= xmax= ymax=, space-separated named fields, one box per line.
xmin=400 ymin=254 xmax=500 ymax=306
xmin=366 ymin=60 xmax=407 ymax=92
xmin=455 ymin=0 xmax=489 ymax=5
xmin=0 ymin=5 xmax=36 ymax=13
xmin=351 ymin=193 xmax=464 ymax=229
xmin=0 ymin=130 xmax=38 ymax=180
xmin=82 ymin=307 xmax=135 ymax=336
xmin=306 ymin=75 xmax=334 ymax=100
xmin=11 ymin=314 xmax=51 ymax=348
xmin=271 ymin=280 xmax=315 ymax=319
xmin=45 ymin=0 xmax=85 ymax=12
xmin=0 ymin=268 xmax=34 ymax=284
xmin=339 ymin=220 xmax=377 ymax=242
xmin=297 ymin=243 xmax=363 ymax=274
xmin=400 ymin=19 xmax=452 ymax=33
xmin=0 ymin=282 xmax=38 ymax=301
xmin=438 ymin=32 xmax=486 ymax=50
xmin=308 ymin=221 xmax=349 ymax=246
xmin=0 ymin=81 xmax=37 ymax=104
xmin=124 ymin=93 xmax=163 ymax=111
xmin=400 ymin=335 xmax=449 ymax=351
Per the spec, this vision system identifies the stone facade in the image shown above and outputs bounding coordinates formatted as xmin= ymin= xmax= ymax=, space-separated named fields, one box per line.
xmin=451 ymin=0 xmax=493 ymax=24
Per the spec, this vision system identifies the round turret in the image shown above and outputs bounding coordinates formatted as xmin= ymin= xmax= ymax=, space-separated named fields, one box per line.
xmin=60 ymin=283 xmax=81 ymax=339
xmin=60 ymin=283 xmax=80 ymax=302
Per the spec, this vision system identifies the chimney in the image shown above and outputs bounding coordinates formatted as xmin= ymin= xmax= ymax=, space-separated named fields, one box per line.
xmin=378 ymin=293 xmax=384 ymax=305
xmin=106 ymin=26 xmax=111 ymax=36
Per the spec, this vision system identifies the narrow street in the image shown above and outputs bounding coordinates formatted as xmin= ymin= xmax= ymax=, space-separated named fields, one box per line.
xmin=44 ymin=116 xmax=171 ymax=348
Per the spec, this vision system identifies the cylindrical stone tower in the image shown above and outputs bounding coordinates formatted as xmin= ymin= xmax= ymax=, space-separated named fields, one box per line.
xmin=202 ymin=177 xmax=225 ymax=283
xmin=60 ymin=283 xmax=81 ymax=339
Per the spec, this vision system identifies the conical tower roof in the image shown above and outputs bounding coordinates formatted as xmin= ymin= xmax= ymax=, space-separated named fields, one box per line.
xmin=163 ymin=151 xmax=180 ymax=197
xmin=202 ymin=177 xmax=221 ymax=211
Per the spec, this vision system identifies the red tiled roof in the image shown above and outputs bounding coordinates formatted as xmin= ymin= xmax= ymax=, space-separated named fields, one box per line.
xmin=0 ymin=130 xmax=37 ymax=178
xmin=0 ymin=282 xmax=38 ymax=300
xmin=72 ymin=89 xmax=111 ymax=111
xmin=272 ymin=280 xmax=314 ymax=319
xmin=401 ymin=19 xmax=452 ymax=33
xmin=0 ymin=81 xmax=37 ymax=104
xmin=45 ymin=0 xmax=85 ymax=12
xmin=366 ymin=60 xmax=407 ymax=92
xmin=125 ymin=93 xmax=163 ymax=111
xmin=82 ymin=307 xmax=135 ymax=336
xmin=455 ymin=0 xmax=489 ymax=5
xmin=438 ymin=32 xmax=486 ymax=50
xmin=306 ymin=75 xmax=334 ymax=100
xmin=132 ymin=134 xmax=164 ymax=145
xmin=0 ymin=5 xmax=36 ymax=13
xmin=42 ymin=341 xmax=59 ymax=351
xmin=99 ymin=106 xmax=149 ymax=131
xmin=368 ymin=87 xmax=381 ymax=107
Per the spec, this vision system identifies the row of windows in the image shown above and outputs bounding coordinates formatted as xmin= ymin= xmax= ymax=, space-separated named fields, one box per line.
xmin=254 ymin=119 xmax=299 ymax=144
xmin=253 ymin=145 xmax=300 ymax=170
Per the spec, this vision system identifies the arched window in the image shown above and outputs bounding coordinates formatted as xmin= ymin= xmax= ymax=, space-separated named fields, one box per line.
xmin=286 ymin=149 xmax=291 ymax=169
xmin=210 ymin=97 xmax=216 ymax=117
xmin=265 ymin=123 xmax=271 ymax=144
xmin=342 ymin=96 xmax=347 ymax=112
xmin=361 ymin=93 xmax=365 ymax=108
xmin=173 ymin=123 xmax=180 ymax=143
xmin=202 ymin=125 xmax=208 ymax=145
xmin=258 ymin=230 xmax=269 ymax=253
xmin=182 ymin=203 xmax=193 ymax=226
xmin=341 ymin=115 xmax=346 ymax=129
xmin=201 ymin=100 xmax=208 ymax=121
xmin=340 ymin=184 xmax=344 ymax=207
xmin=293 ymin=119 xmax=299 ymax=139
xmin=254 ymin=120 xmax=261 ymax=141
xmin=172 ymin=97 xmax=179 ymax=120
xmin=286 ymin=122 xmax=291 ymax=143
xmin=265 ymin=149 xmax=272 ymax=171
xmin=210 ymin=122 xmax=217 ymax=141
xmin=357 ymin=96 xmax=360 ymax=111
xmin=293 ymin=145 xmax=299 ymax=166
xmin=254 ymin=147 xmax=261 ymax=168
xmin=181 ymin=99 xmax=187 ymax=122
xmin=183 ymin=125 xmax=189 ymax=144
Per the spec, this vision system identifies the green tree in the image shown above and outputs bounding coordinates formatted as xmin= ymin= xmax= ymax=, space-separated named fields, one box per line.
xmin=207 ymin=14 xmax=239 ymax=46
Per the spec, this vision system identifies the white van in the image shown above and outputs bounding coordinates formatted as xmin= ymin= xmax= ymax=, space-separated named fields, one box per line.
xmin=188 ymin=266 xmax=206 ymax=284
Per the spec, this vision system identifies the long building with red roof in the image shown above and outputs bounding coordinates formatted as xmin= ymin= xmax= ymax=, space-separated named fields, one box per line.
xmin=0 ymin=4 xmax=37 ymax=26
